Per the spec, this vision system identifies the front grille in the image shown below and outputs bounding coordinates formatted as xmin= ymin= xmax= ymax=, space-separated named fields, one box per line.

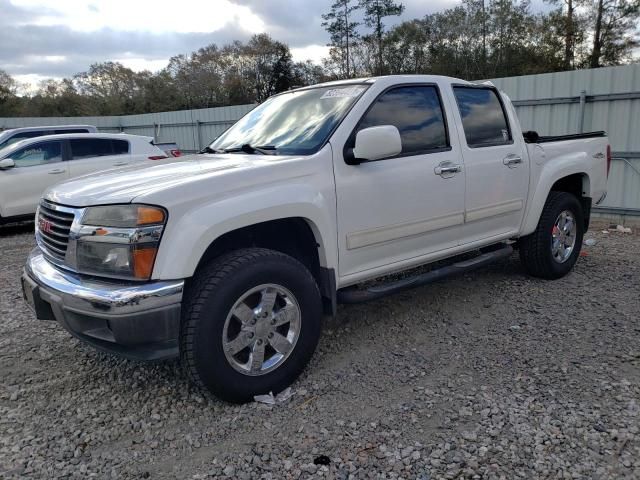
xmin=37 ymin=201 xmax=76 ymax=261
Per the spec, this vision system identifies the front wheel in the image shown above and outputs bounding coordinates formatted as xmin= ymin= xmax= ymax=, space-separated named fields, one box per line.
xmin=180 ymin=248 xmax=322 ymax=403
xmin=519 ymin=191 xmax=585 ymax=279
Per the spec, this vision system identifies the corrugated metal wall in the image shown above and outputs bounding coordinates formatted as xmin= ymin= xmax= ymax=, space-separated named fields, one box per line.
xmin=488 ymin=64 xmax=640 ymax=216
xmin=1 ymin=65 xmax=639 ymax=215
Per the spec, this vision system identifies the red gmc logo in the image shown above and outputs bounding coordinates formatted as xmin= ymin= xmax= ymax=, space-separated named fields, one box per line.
xmin=39 ymin=218 xmax=53 ymax=234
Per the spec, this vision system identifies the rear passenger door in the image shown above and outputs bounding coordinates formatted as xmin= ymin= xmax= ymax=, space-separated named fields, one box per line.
xmin=450 ymin=86 xmax=529 ymax=243
xmin=67 ymin=138 xmax=131 ymax=178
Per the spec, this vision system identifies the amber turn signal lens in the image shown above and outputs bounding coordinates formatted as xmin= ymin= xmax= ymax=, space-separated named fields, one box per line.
xmin=137 ymin=206 xmax=165 ymax=226
xmin=132 ymin=247 xmax=158 ymax=279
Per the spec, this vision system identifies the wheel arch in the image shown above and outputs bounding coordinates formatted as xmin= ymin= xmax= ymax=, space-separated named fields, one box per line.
xmin=186 ymin=217 xmax=336 ymax=316
xmin=522 ymin=170 xmax=592 ymax=235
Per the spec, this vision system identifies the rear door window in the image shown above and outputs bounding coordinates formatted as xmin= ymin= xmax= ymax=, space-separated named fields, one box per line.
xmin=70 ymin=138 xmax=114 ymax=159
xmin=453 ymin=87 xmax=512 ymax=147
xmin=112 ymin=139 xmax=129 ymax=155
xmin=10 ymin=141 xmax=62 ymax=167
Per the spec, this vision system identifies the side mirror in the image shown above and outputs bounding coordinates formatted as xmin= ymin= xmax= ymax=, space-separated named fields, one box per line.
xmin=0 ymin=158 xmax=15 ymax=170
xmin=349 ymin=125 xmax=402 ymax=164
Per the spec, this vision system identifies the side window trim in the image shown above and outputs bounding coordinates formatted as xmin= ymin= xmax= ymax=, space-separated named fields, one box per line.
xmin=343 ymin=83 xmax=452 ymax=163
xmin=451 ymin=84 xmax=514 ymax=149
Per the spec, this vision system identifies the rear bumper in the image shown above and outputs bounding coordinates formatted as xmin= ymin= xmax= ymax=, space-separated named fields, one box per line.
xmin=22 ymin=248 xmax=184 ymax=361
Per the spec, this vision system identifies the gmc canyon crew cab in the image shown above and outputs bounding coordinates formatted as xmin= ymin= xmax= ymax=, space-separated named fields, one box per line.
xmin=21 ymin=76 xmax=610 ymax=403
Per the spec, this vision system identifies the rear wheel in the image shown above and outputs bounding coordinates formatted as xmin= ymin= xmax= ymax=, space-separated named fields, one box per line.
xmin=180 ymin=248 xmax=322 ymax=403
xmin=519 ymin=191 xmax=584 ymax=279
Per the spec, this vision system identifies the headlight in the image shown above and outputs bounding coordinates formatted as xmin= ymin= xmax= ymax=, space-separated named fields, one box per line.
xmin=72 ymin=204 xmax=167 ymax=280
xmin=82 ymin=204 xmax=166 ymax=228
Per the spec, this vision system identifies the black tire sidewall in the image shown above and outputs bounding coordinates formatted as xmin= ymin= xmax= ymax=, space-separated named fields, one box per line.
xmin=539 ymin=193 xmax=585 ymax=277
xmin=187 ymin=252 xmax=322 ymax=402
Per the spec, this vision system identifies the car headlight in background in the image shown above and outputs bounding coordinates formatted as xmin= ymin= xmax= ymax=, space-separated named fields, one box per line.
xmin=72 ymin=204 xmax=167 ymax=281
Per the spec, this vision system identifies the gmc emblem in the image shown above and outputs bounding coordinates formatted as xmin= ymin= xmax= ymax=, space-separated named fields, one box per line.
xmin=39 ymin=218 xmax=53 ymax=234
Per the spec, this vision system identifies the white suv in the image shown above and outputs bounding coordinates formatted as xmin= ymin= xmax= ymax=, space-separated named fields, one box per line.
xmin=0 ymin=133 xmax=168 ymax=223
xmin=0 ymin=125 xmax=97 ymax=150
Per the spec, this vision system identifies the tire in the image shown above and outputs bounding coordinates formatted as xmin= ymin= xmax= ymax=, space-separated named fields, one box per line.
xmin=519 ymin=191 xmax=585 ymax=279
xmin=180 ymin=248 xmax=322 ymax=403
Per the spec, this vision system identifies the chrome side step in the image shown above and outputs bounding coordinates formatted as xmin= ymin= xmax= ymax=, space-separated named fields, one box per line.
xmin=336 ymin=244 xmax=513 ymax=304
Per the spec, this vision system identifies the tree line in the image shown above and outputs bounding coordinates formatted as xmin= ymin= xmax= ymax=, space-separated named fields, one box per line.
xmin=0 ymin=0 xmax=638 ymax=118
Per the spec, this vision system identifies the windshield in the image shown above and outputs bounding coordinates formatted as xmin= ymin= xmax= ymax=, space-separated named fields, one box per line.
xmin=209 ymin=85 xmax=368 ymax=156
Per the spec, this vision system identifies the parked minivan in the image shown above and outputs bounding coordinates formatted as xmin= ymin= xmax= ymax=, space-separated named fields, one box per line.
xmin=0 ymin=133 xmax=169 ymax=223
xmin=0 ymin=125 xmax=98 ymax=150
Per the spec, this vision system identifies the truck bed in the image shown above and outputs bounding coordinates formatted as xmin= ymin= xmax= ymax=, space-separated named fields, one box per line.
xmin=523 ymin=131 xmax=606 ymax=144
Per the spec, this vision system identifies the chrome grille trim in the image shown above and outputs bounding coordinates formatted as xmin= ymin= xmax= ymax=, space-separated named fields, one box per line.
xmin=36 ymin=200 xmax=83 ymax=267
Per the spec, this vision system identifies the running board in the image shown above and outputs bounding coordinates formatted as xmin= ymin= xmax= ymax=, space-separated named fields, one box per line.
xmin=337 ymin=244 xmax=513 ymax=304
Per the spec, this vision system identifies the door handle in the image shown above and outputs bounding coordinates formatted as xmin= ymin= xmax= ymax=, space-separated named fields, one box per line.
xmin=503 ymin=155 xmax=523 ymax=168
xmin=48 ymin=168 xmax=66 ymax=174
xmin=434 ymin=162 xmax=462 ymax=178
xmin=112 ymin=161 xmax=128 ymax=166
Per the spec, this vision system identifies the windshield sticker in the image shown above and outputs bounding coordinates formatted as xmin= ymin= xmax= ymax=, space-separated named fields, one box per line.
xmin=320 ymin=87 xmax=363 ymax=99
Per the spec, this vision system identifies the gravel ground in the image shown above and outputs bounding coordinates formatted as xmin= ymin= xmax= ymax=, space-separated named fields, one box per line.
xmin=1 ymin=222 xmax=639 ymax=479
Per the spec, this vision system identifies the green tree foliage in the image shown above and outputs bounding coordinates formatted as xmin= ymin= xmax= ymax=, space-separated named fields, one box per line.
xmin=0 ymin=69 xmax=20 ymax=115
xmin=359 ymin=0 xmax=405 ymax=75
xmin=587 ymin=0 xmax=640 ymax=67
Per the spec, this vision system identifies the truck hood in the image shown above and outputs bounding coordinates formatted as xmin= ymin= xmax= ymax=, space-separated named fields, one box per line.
xmin=45 ymin=153 xmax=301 ymax=207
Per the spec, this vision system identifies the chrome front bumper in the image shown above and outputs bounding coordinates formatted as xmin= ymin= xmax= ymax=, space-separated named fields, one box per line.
xmin=22 ymin=248 xmax=184 ymax=361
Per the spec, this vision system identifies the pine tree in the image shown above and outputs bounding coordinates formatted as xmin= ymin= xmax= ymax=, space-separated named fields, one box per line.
xmin=322 ymin=0 xmax=361 ymax=78
xmin=359 ymin=0 xmax=405 ymax=75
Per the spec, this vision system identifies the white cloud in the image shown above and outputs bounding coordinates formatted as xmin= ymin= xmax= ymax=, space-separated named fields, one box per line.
xmin=291 ymin=45 xmax=330 ymax=64
xmin=115 ymin=57 xmax=170 ymax=72
xmin=13 ymin=0 xmax=266 ymax=34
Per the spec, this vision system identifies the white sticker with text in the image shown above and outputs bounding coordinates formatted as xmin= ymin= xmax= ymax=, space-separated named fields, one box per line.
xmin=320 ymin=87 xmax=363 ymax=99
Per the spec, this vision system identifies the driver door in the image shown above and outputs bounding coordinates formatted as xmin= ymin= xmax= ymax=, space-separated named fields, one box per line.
xmin=332 ymin=84 xmax=466 ymax=281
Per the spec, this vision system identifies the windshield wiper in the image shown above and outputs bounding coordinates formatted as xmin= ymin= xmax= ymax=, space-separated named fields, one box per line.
xmin=224 ymin=144 xmax=277 ymax=155
xmin=199 ymin=146 xmax=224 ymax=154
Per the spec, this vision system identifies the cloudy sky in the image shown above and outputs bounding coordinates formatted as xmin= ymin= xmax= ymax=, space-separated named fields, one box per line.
xmin=1 ymin=0 xmax=462 ymax=86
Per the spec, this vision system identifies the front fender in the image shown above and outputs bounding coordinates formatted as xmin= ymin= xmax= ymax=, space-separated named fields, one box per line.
xmin=151 ymin=182 xmax=337 ymax=280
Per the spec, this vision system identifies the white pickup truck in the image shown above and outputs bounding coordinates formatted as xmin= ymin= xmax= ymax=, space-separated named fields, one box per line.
xmin=22 ymin=75 xmax=610 ymax=402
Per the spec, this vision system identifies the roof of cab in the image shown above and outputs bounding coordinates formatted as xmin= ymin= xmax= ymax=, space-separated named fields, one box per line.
xmin=290 ymin=74 xmax=479 ymax=93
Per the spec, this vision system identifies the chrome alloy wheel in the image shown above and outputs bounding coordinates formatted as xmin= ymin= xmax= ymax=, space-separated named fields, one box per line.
xmin=222 ymin=284 xmax=301 ymax=376
xmin=551 ymin=210 xmax=577 ymax=263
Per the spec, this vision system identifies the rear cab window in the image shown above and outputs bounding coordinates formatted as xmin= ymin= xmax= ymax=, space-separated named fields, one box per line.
xmin=453 ymin=86 xmax=512 ymax=148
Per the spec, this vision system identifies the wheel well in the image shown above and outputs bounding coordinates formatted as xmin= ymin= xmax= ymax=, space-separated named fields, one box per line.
xmin=193 ymin=218 xmax=336 ymax=315
xmin=550 ymin=173 xmax=592 ymax=229
xmin=550 ymin=173 xmax=589 ymax=198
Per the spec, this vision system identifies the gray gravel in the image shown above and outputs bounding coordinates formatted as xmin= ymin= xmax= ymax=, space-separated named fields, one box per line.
xmin=1 ymin=222 xmax=639 ymax=479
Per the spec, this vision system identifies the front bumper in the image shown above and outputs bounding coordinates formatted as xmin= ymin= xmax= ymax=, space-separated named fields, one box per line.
xmin=22 ymin=248 xmax=184 ymax=361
